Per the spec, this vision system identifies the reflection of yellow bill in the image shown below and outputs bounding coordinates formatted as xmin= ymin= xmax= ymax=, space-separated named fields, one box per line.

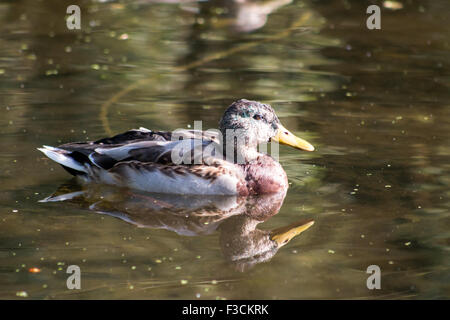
xmin=271 ymin=123 xmax=315 ymax=151
xmin=270 ymin=220 xmax=314 ymax=247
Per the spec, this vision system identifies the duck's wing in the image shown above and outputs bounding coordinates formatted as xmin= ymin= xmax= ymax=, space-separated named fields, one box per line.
xmin=38 ymin=128 xmax=242 ymax=195
xmin=91 ymin=128 xmax=220 ymax=146
xmin=59 ymin=128 xmax=218 ymax=152
xmin=40 ymin=127 xmax=229 ymax=175
xmin=52 ymin=127 xmax=222 ymax=168
xmin=57 ymin=128 xmax=168 ymax=153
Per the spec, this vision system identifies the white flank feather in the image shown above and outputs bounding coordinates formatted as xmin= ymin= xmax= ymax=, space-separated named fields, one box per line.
xmin=37 ymin=146 xmax=87 ymax=173
xmin=116 ymin=167 xmax=239 ymax=195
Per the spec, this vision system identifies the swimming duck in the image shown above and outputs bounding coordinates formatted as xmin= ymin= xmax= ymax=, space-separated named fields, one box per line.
xmin=38 ymin=99 xmax=314 ymax=195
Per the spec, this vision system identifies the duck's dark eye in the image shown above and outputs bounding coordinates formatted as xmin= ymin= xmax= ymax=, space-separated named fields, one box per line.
xmin=253 ymin=114 xmax=262 ymax=121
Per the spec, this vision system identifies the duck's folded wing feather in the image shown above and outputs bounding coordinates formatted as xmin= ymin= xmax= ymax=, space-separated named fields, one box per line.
xmin=94 ymin=141 xmax=169 ymax=161
xmin=95 ymin=138 xmax=221 ymax=165
xmin=51 ymin=127 xmax=222 ymax=172
xmin=59 ymin=128 xmax=171 ymax=153
xmin=90 ymin=128 xmax=219 ymax=146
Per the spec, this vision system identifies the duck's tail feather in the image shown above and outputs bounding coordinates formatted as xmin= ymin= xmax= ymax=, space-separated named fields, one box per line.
xmin=37 ymin=145 xmax=88 ymax=175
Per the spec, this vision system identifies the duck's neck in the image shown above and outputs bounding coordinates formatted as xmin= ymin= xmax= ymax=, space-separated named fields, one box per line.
xmin=236 ymin=143 xmax=259 ymax=163
xmin=222 ymin=134 xmax=259 ymax=163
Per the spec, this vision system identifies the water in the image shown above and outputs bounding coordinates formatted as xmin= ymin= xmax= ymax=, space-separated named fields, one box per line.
xmin=0 ymin=0 xmax=449 ymax=299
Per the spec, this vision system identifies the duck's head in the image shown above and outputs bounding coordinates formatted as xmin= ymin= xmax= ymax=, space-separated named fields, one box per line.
xmin=219 ymin=99 xmax=314 ymax=159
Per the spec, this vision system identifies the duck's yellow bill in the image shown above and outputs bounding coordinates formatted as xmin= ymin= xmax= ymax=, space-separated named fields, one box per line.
xmin=270 ymin=220 xmax=315 ymax=247
xmin=272 ymin=123 xmax=314 ymax=151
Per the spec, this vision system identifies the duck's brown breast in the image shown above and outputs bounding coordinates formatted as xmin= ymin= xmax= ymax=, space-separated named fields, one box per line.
xmin=242 ymin=154 xmax=288 ymax=195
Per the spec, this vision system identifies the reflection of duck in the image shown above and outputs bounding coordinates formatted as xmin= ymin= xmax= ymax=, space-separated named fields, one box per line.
xmin=220 ymin=214 xmax=313 ymax=272
xmin=41 ymin=184 xmax=314 ymax=271
xmin=38 ymin=99 xmax=314 ymax=196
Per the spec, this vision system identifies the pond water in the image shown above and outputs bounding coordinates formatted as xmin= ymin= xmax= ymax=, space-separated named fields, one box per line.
xmin=0 ymin=0 xmax=449 ymax=299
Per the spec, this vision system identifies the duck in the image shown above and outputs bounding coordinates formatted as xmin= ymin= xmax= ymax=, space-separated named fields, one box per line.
xmin=38 ymin=99 xmax=314 ymax=196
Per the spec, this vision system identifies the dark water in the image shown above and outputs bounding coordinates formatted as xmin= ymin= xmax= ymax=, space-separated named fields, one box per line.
xmin=0 ymin=0 xmax=449 ymax=299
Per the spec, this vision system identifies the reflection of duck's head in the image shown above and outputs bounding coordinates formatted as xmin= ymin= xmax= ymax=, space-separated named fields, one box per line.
xmin=41 ymin=183 xmax=313 ymax=271
xmin=219 ymin=214 xmax=314 ymax=272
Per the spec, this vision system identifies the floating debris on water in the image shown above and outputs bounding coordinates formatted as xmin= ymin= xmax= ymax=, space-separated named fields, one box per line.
xmin=45 ymin=69 xmax=58 ymax=76
xmin=16 ymin=291 xmax=28 ymax=298
xmin=383 ymin=1 xmax=403 ymax=10
xmin=28 ymin=267 xmax=41 ymax=273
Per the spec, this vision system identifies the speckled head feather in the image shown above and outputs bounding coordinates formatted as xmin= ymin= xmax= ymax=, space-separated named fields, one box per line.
xmin=219 ymin=99 xmax=281 ymax=148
